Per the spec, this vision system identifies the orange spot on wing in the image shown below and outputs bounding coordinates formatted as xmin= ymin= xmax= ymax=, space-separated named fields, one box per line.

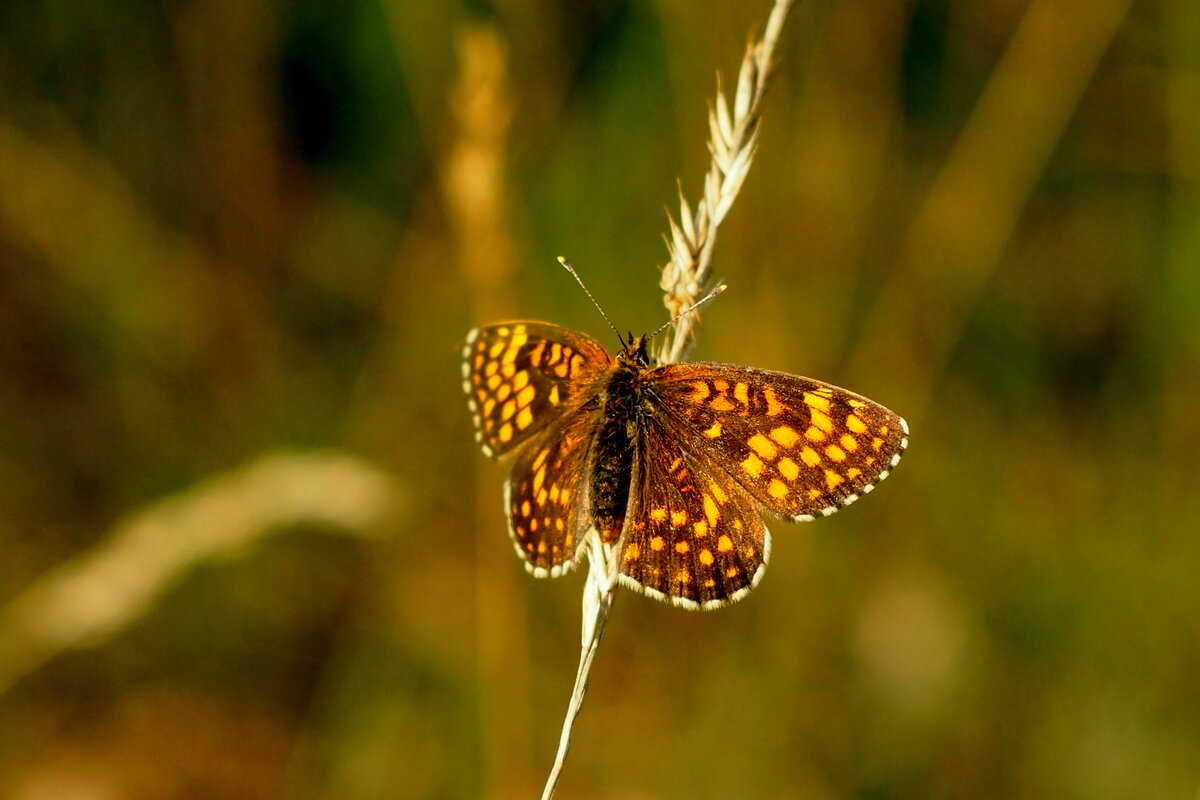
xmin=748 ymin=434 xmax=778 ymax=459
xmin=742 ymin=454 xmax=765 ymax=477
xmin=703 ymin=421 xmax=723 ymax=438
xmin=769 ymin=426 xmax=801 ymax=447
xmin=717 ymin=535 xmax=734 ymax=552
xmin=762 ymin=387 xmax=784 ymax=416
xmin=699 ymin=549 xmax=715 ymax=566
xmin=768 ymin=479 xmax=788 ymax=499
xmin=650 ymin=536 xmax=665 ymax=551
xmin=799 ymin=447 xmax=821 ymax=467
xmin=710 ymin=397 xmax=736 ymax=412
xmin=777 ymin=457 xmax=799 ymax=480
xmin=825 ymin=445 xmax=847 ymax=462
xmin=675 ymin=540 xmax=690 ymax=554
xmin=824 ymin=470 xmax=845 ymax=489
xmin=803 ymin=392 xmax=831 ymax=413
xmin=734 ymin=383 xmax=749 ymax=406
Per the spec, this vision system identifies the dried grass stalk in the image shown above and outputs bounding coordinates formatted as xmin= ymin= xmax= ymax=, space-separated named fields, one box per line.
xmin=658 ymin=0 xmax=797 ymax=365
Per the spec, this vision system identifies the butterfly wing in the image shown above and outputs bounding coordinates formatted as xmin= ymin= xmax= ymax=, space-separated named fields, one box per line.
xmin=617 ymin=414 xmax=771 ymax=609
xmin=647 ymin=364 xmax=908 ymax=521
xmin=504 ymin=402 xmax=603 ymax=576
xmin=462 ymin=322 xmax=612 ymax=458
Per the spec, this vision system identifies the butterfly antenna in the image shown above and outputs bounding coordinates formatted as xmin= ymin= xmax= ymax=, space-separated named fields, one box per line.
xmin=557 ymin=256 xmax=625 ymax=347
xmin=646 ymin=283 xmax=727 ymax=342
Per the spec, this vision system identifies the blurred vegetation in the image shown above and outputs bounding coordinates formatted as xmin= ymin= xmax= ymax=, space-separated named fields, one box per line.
xmin=1 ymin=0 xmax=1197 ymax=798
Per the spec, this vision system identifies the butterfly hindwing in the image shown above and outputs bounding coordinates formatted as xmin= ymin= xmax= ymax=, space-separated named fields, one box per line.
xmin=463 ymin=323 xmax=612 ymax=458
xmin=648 ymin=364 xmax=908 ymax=521
xmin=504 ymin=405 xmax=601 ymax=576
xmin=617 ymin=415 xmax=770 ymax=609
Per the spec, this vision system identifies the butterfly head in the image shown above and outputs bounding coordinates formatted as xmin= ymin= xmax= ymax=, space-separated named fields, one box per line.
xmin=616 ymin=333 xmax=652 ymax=370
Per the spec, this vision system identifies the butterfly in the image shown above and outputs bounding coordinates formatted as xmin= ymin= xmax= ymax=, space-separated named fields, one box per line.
xmin=462 ymin=303 xmax=907 ymax=610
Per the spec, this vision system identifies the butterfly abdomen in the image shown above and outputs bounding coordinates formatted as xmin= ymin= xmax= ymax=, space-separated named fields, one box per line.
xmin=587 ymin=354 xmax=649 ymax=543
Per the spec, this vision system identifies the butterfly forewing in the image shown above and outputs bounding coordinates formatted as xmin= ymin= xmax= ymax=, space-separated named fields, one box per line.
xmin=618 ymin=416 xmax=770 ymax=609
xmin=463 ymin=323 xmax=612 ymax=458
xmin=649 ymin=364 xmax=908 ymax=521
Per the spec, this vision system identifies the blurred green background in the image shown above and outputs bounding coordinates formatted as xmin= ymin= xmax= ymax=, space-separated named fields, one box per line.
xmin=1 ymin=0 xmax=1197 ymax=797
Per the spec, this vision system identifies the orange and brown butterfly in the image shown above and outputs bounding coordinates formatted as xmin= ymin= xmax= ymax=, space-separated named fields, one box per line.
xmin=462 ymin=270 xmax=907 ymax=610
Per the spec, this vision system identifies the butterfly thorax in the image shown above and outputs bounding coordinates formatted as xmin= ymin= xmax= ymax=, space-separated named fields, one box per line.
xmin=588 ymin=335 xmax=654 ymax=542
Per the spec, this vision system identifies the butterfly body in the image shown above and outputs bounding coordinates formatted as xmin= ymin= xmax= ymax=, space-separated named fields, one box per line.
xmin=464 ymin=321 xmax=907 ymax=610
xmin=587 ymin=345 xmax=642 ymax=543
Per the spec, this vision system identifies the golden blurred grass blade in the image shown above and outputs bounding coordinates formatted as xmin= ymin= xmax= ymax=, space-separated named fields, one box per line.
xmin=0 ymin=452 xmax=401 ymax=696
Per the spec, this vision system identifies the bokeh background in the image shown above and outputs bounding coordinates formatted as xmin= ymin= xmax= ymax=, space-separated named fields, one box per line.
xmin=1 ymin=0 xmax=1197 ymax=797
